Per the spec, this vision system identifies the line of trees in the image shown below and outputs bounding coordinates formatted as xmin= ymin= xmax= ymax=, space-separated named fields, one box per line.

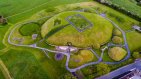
xmin=96 ymin=0 xmax=141 ymax=21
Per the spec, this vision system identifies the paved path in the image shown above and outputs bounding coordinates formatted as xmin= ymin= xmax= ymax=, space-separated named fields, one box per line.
xmin=101 ymin=14 xmax=131 ymax=64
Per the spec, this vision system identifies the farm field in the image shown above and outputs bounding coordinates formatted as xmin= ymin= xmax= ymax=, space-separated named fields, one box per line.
xmin=0 ymin=0 xmax=141 ymax=79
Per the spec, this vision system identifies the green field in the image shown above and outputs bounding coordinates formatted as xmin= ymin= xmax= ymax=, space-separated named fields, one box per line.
xmin=0 ymin=49 xmax=49 ymax=79
xmin=0 ymin=0 xmax=90 ymax=23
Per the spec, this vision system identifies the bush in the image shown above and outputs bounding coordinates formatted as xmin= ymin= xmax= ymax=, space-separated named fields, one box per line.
xmin=59 ymin=73 xmax=77 ymax=79
xmin=132 ymin=52 xmax=141 ymax=59
xmin=96 ymin=0 xmax=141 ymax=21
xmin=96 ymin=63 xmax=111 ymax=76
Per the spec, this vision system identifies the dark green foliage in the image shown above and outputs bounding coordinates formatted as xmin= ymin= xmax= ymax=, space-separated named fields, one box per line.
xmin=0 ymin=70 xmax=5 ymax=79
xmin=54 ymin=19 xmax=61 ymax=26
xmin=59 ymin=73 xmax=77 ymax=79
xmin=97 ymin=0 xmax=141 ymax=21
xmin=19 ymin=22 xmax=40 ymax=36
xmin=96 ymin=63 xmax=111 ymax=76
xmin=132 ymin=52 xmax=141 ymax=59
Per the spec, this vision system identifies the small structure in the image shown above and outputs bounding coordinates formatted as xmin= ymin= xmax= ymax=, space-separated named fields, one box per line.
xmin=0 ymin=16 xmax=7 ymax=25
xmin=56 ymin=46 xmax=78 ymax=52
xmin=132 ymin=25 xmax=141 ymax=32
xmin=66 ymin=14 xmax=93 ymax=32
xmin=32 ymin=34 xmax=38 ymax=40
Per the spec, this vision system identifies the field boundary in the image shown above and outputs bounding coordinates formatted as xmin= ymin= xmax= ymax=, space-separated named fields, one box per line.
xmin=0 ymin=59 xmax=13 ymax=79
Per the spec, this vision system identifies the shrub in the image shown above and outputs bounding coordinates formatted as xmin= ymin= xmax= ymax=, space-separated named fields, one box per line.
xmin=96 ymin=63 xmax=111 ymax=76
xmin=132 ymin=52 xmax=141 ymax=59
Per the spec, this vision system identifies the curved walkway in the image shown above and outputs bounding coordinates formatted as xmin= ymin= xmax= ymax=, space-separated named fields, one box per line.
xmin=7 ymin=10 xmax=131 ymax=72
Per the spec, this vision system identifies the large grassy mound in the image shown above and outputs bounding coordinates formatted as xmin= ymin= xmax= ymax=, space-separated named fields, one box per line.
xmin=41 ymin=11 xmax=113 ymax=48
xmin=108 ymin=47 xmax=127 ymax=61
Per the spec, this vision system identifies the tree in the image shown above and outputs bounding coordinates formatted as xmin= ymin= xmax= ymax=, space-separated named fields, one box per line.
xmin=132 ymin=52 xmax=140 ymax=59
xmin=60 ymin=73 xmax=77 ymax=79
xmin=96 ymin=63 xmax=111 ymax=76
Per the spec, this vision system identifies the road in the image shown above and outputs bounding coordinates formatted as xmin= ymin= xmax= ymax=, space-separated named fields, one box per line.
xmin=96 ymin=60 xmax=141 ymax=79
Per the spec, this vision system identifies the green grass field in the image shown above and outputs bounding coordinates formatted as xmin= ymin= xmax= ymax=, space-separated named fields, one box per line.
xmin=0 ymin=0 xmax=90 ymax=23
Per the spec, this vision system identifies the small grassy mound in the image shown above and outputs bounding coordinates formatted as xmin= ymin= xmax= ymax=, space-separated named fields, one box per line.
xmin=0 ymin=49 xmax=48 ymax=78
xmin=113 ymin=29 xmax=122 ymax=36
xmin=69 ymin=50 xmax=95 ymax=68
xmin=108 ymin=47 xmax=127 ymax=61
xmin=41 ymin=11 xmax=113 ymax=48
xmin=112 ymin=36 xmax=123 ymax=44
xmin=19 ymin=22 xmax=40 ymax=36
